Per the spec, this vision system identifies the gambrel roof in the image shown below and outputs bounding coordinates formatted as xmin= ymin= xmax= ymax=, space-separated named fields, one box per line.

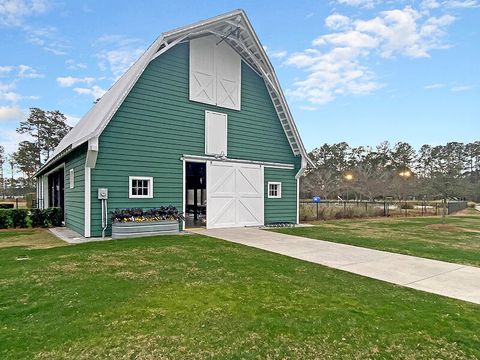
xmin=40 ymin=9 xmax=312 ymax=173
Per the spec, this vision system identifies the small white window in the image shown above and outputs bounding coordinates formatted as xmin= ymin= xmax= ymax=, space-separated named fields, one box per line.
xmin=69 ymin=169 xmax=75 ymax=189
xmin=268 ymin=182 xmax=282 ymax=199
xmin=205 ymin=110 xmax=227 ymax=156
xmin=129 ymin=176 xmax=153 ymax=199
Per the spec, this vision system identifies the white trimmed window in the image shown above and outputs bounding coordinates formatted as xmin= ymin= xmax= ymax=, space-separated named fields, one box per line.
xmin=69 ymin=169 xmax=75 ymax=189
xmin=268 ymin=182 xmax=282 ymax=199
xmin=129 ymin=176 xmax=153 ymax=199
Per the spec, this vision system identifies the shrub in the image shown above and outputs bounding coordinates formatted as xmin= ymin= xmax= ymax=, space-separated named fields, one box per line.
xmin=30 ymin=208 xmax=49 ymax=228
xmin=400 ymin=203 xmax=414 ymax=210
xmin=11 ymin=209 xmax=28 ymax=228
xmin=467 ymin=202 xmax=476 ymax=208
xmin=0 ymin=203 xmax=14 ymax=209
xmin=45 ymin=207 xmax=63 ymax=227
xmin=0 ymin=210 xmax=12 ymax=229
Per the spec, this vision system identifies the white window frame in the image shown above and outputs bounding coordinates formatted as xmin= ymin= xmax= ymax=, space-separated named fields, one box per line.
xmin=205 ymin=110 xmax=228 ymax=156
xmin=69 ymin=169 xmax=75 ymax=189
xmin=268 ymin=182 xmax=282 ymax=199
xmin=129 ymin=176 xmax=154 ymax=199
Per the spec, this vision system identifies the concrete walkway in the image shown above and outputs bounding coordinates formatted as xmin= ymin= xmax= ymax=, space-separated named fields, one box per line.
xmin=192 ymin=227 xmax=480 ymax=305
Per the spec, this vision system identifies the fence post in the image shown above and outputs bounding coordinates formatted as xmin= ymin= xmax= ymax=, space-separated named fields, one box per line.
xmin=15 ymin=198 xmax=18 ymax=209
xmin=316 ymin=202 xmax=319 ymax=220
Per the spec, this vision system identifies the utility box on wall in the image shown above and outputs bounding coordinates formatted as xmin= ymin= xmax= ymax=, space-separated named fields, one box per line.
xmin=97 ymin=188 xmax=108 ymax=200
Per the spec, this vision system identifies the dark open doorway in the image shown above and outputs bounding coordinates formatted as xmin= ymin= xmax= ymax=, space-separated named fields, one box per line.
xmin=48 ymin=168 xmax=65 ymax=222
xmin=185 ymin=162 xmax=206 ymax=228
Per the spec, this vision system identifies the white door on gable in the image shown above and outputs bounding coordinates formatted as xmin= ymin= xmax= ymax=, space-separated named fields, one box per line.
xmin=207 ymin=161 xmax=264 ymax=229
xmin=216 ymin=41 xmax=241 ymax=110
xmin=189 ymin=36 xmax=216 ymax=105
xmin=189 ymin=35 xmax=241 ymax=110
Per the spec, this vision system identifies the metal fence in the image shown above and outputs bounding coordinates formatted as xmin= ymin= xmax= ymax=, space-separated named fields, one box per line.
xmin=299 ymin=200 xmax=468 ymax=222
xmin=447 ymin=201 xmax=468 ymax=214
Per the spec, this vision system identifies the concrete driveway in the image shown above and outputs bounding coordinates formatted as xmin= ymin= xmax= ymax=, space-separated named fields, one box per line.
xmin=192 ymin=227 xmax=480 ymax=305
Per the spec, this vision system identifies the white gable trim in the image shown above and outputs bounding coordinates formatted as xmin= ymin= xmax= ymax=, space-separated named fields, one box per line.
xmin=39 ymin=9 xmax=312 ymax=176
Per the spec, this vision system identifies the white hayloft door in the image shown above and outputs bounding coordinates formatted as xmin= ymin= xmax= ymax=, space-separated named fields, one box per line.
xmin=189 ymin=36 xmax=241 ymax=110
xmin=205 ymin=110 xmax=227 ymax=156
xmin=207 ymin=161 xmax=264 ymax=229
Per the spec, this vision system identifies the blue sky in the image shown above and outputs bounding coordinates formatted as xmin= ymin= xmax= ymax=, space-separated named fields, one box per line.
xmin=1 ymin=0 xmax=479 ymax=172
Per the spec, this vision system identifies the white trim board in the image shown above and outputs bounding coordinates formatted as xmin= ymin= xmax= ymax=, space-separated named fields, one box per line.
xmin=181 ymin=154 xmax=294 ymax=169
xmin=84 ymin=166 xmax=91 ymax=238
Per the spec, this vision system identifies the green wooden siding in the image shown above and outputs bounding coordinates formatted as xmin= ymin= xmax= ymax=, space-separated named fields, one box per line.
xmin=64 ymin=144 xmax=86 ymax=235
xmin=264 ymin=167 xmax=298 ymax=224
xmin=90 ymin=42 xmax=299 ymax=236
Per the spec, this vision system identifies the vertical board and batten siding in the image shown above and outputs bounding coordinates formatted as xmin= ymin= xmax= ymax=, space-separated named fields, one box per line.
xmin=90 ymin=42 xmax=299 ymax=236
xmin=63 ymin=145 xmax=86 ymax=235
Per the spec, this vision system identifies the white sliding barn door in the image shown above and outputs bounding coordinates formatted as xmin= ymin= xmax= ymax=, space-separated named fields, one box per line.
xmin=189 ymin=36 xmax=216 ymax=105
xmin=207 ymin=161 xmax=264 ymax=229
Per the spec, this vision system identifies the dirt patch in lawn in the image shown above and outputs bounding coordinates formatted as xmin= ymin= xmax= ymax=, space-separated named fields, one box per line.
xmin=0 ymin=229 xmax=67 ymax=249
xmin=426 ymin=224 xmax=461 ymax=232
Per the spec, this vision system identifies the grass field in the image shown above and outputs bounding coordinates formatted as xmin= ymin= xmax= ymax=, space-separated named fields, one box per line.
xmin=0 ymin=228 xmax=479 ymax=359
xmin=275 ymin=209 xmax=480 ymax=267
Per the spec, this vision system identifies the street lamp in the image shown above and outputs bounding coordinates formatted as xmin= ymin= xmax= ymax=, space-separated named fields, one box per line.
xmin=344 ymin=173 xmax=354 ymax=201
xmin=399 ymin=169 xmax=411 ymax=215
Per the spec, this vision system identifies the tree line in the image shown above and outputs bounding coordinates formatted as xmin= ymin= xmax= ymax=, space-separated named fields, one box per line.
xmin=0 ymin=108 xmax=71 ymax=197
xmin=301 ymin=141 xmax=480 ymax=203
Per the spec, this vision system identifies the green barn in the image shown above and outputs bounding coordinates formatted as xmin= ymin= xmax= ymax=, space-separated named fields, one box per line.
xmin=35 ymin=9 xmax=312 ymax=238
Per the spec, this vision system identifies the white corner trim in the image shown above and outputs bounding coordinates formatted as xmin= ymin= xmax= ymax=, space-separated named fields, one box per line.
xmin=296 ymin=177 xmax=300 ymax=224
xmin=128 ymin=176 xmax=154 ymax=199
xmin=84 ymin=166 xmax=91 ymax=238
xmin=182 ymin=159 xmax=186 ymax=230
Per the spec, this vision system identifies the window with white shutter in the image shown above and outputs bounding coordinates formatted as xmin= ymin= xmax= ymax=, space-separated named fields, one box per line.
xmin=205 ymin=110 xmax=227 ymax=156
xmin=189 ymin=36 xmax=241 ymax=110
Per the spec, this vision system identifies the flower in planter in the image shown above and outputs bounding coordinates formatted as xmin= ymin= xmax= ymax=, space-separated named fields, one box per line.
xmin=111 ymin=206 xmax=185 ymax=223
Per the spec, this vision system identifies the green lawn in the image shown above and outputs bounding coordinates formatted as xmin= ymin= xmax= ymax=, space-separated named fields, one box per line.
xmin=274 ymin=209 xmax=480 ymax=267
xmin=0 ymin=229 xmax=479 ymax=359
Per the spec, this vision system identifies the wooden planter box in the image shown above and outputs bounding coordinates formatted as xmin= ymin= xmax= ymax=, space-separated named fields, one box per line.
xmin=111 ymin=220 xmax=179 ymax=239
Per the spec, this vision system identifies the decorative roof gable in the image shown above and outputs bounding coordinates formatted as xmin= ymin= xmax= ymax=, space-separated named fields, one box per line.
xmin=39 ymin=9 xmax=312 ymax=174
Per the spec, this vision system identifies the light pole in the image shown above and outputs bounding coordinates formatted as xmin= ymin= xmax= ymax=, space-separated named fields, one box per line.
xmin=344 ymin=173 xmax=354 ymax=202
xmin=399 ymin=170 xmax=411 ymax=216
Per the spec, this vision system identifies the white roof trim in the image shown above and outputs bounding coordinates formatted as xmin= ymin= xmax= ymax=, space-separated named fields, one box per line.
xmin=41 ymin=9 xmax=312 ymax=174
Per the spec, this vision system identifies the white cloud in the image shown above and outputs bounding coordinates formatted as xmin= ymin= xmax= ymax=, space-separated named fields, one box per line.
xmin=264 ymin=46 xmax=287 ymax=59
xmin=325 ymin=14 xmax=351 ymax=30
xmin=451 ymin=85 xmax=473 ymax=92
xmin=443 ymin=0 xmax=479 ymax=8
xmin=73 ymin=85 xmax=106 ymax=99
xmin=299 ymin=106 xmax=318 ymax=111
xmin=0 ymin=0 xmax=49 ymax=26
xmin=66 ymin=59 xmax=87 ymax=70
xmin=355 ymin=7 xmax=455 ymax=58
xmin=23 ymin=25 xmax=70 ymax=56
xmin=95 ymin=34 xmax=145 ymax=78
xmin=0 ymin=91 xmax=38 ymax=102
xmin=285 ymin=5 xmax=457 ymax=105
xmin=421 ymin=0 xmax=441 ymax=9
xmin=56 ymin=76 xmax=95 ymax=87
xmin=0 ymin=65 xmax=14 ymax=75
xmin=0 ymin=105 xmax=24 ymax=121
xmin=17 ymin=64 xmax=44 ymax=78
xmin=336 ymin=0 xmax=377 ymax=8
xmin=424 ymin=83 xmax=446 ymax=89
